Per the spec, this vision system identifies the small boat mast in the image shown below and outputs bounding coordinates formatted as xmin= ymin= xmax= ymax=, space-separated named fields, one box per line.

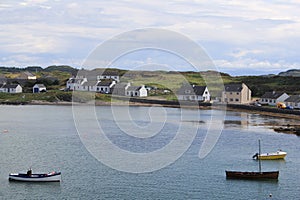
xmin=258 ymin=139 xmax=262 ymax=173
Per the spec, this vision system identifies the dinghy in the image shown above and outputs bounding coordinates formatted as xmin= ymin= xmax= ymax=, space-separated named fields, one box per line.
xmin=9 ymin=169 xmax=61 ymax=182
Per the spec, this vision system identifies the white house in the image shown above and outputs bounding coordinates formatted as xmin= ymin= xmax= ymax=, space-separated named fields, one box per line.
xmin=66 ymin=77 xmax=87 ymax=91
xmin=126 ymin=85 xmax=148 ymax=97
xmin=33 ymin=84 xmax=46 ymax=93
xmin=284 ymin=95 xmax=300 ymax=109
xmin=2 ymin=84 xmax=22 ymax=93
xmin=81 ymin=81 xmax=99 ymax=92
xmin=96 ymin=80 xmax=116 ymax=93
xmin=177 ymin=85 xmax=210 ymax=102
xmin=18 ymin=71 xmax=36 ymax=80
xmin=259 ymin=91 xmax=290 ymax=106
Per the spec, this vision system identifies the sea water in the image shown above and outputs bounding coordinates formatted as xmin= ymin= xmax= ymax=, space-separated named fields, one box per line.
xmin=0 ymin=105 xmax=299 ymax=199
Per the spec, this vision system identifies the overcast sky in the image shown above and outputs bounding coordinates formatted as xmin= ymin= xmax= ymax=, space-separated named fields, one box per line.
xmin=1 ymin=0 xmax=300 ymax=75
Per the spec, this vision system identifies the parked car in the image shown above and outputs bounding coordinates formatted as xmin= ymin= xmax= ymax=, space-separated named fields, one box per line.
xmin=277 ymin=102 xmax=286 ymax=109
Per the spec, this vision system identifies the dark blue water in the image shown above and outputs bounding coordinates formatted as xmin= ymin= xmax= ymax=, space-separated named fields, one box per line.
xmin=0 ymin=105 xmax=299 ymax=199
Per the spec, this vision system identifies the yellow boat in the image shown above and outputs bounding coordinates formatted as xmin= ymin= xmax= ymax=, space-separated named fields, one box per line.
xmin=253 ymin=150 xmax=287 ymax=160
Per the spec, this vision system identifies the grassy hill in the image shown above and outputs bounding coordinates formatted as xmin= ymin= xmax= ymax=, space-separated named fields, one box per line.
xmin=0 ymin=66 xmax=299 ymax=99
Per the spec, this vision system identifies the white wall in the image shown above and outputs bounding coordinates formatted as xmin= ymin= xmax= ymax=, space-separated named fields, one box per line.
xmin=139 ymin=86 xmax=147 ymax=97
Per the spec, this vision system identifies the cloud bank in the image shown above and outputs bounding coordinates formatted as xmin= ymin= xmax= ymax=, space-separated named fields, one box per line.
xmin=1 ymin=0 xmax=300 ymax=75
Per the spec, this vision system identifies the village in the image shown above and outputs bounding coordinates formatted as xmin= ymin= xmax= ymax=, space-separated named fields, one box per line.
xmin=0 ymin=70 xmax=299 ymax=110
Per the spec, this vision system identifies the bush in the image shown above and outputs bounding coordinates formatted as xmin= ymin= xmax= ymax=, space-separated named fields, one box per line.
xmin=56 ymin=92 xmax=72 ymax=102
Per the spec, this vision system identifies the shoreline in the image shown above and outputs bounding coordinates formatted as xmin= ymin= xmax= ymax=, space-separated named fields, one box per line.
xmin=2 ymin=99 xmax=299 ymax=136
xmin=1 ymin=99 xmax=300 ymax=120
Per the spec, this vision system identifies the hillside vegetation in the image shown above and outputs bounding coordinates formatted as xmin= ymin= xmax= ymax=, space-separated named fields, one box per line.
xmin=0 ymin=66 xmax=300 ymax=99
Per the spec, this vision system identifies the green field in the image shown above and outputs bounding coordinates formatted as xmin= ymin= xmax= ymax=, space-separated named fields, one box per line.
xmin=1 ymin=66 xmax=300 ymax=103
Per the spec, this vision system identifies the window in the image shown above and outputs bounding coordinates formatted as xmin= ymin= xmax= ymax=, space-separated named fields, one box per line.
xmin=236 ymin=92 xmax=239 ymax=95
xmin=230 ymin=92 xmax=232 ymax=95
xmin=235 ymin=99 xmax=239 ymax=102
xmin=230 ymin=98 xmax=233 ymax=102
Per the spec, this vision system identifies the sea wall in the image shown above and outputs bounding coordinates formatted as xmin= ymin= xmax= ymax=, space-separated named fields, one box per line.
xmin=113 ymin=96 xmax=300 ymax=116
xmin=112 ymin=96 xmax=212 ymax=107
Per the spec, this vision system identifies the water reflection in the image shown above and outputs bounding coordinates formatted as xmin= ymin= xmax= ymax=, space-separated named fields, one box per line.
xmin=223 ymin=111 xmax=300 ymax=137
xmin=224 ymin=112 xmax=249 ymax=128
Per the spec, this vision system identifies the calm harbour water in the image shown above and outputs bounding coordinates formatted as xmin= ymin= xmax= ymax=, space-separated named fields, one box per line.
xmin=0 ymin=105 xmax=299 ymax=199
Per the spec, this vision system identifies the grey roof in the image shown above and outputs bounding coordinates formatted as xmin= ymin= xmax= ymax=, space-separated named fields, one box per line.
xmin=100 ymin=71 xmax=119 ymax=76
xmin=224 ymin=84 xmax=243 ymax=92
xmin=177 ymin=85 xmax=207 ymax=95
xmin=97 ymin=80 xmax=114 ymax=86
xmin=3 ymin=84 xmax=20 ymax=89
xmin=23 ymin=71 xmax=34 ymax=76
xmin=82 ymin=81 xmax=98 ymax=86
xmin=285 ymin=95 xmax=300 ymax=103
xmin=67 ymin=78 xmax=85 ymax=83
xmin=192 ymin=86 xmax=206 ymax=95
xmin=90 ymin=69 xmax=119 ymax=76
xmin=72 ymin=70 xmax=119 ymax=81
xmin=127 ymin=86 xmax=142 ymax=91
xmin=261 ymin=91 xmax=285 ymax=99
xmin=113 ymin=83 xmax=129 ymax=89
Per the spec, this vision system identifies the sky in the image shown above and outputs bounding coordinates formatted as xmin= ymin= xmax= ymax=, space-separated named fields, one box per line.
xmin=1 ymin=0 xmax=300 ymax=76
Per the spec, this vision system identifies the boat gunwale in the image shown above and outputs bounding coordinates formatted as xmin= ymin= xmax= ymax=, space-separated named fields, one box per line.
xmin=225 ymin=170 xmax=279 ymax=180
xmin=8 ymin=172 xmax=61 ymax=182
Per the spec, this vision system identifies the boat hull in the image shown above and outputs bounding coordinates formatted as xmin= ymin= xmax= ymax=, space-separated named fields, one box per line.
xmin=225 ymin=171 xmax=279 ymax=180
xmin=9 ymin=172 xmax=61 ymax=182
xmin=253 ymin=151 xmax=287 ymax=160
xmin=258 ymin=153 xmax=287 ymax=160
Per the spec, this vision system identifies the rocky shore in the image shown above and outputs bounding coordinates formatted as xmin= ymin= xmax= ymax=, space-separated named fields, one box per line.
xmin=1 ymin=98 xmax=299 ymax=121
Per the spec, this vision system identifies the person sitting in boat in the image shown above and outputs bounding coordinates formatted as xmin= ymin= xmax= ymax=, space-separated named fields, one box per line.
xmin=27 ymin=168 xmax=32 ymax=176
xmin=252 ymin=153 xmax=259 ymax=159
